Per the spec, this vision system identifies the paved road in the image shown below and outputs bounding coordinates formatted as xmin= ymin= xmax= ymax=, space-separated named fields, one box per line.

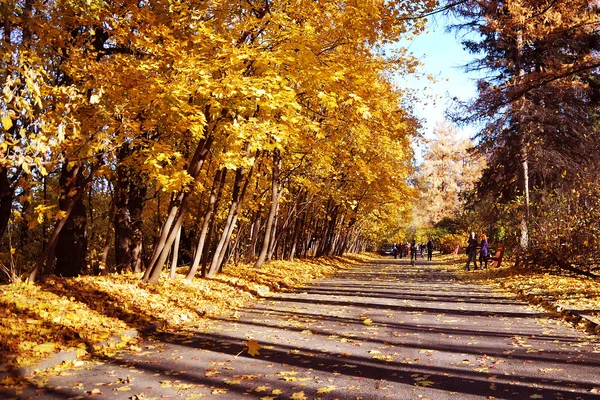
xmin=4 ymin=258 xmax=600 ymax=400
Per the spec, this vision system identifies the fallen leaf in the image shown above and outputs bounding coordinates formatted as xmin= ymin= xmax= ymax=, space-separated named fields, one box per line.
xmin=316 ymin=386 xmax=336 ymax=394
xmin=247 ymin=339 xmax=261 ymax=357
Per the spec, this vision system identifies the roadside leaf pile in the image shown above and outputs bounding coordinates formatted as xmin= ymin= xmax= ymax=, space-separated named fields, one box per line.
xmin=0 ymin=255 xmax=365 ymax=374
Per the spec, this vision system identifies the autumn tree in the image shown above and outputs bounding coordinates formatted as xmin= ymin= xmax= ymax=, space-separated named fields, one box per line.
xmin=416 ymin=121 xmax=485 ymax=227
xmin=448 ymin=0 xmax=600 ymax=263
xmin=2 ymin=0 xmax=437 ymax=283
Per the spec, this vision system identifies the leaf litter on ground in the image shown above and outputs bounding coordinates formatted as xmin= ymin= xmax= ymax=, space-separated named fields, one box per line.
xmin=0 ymin=254 xmax=366 ymax=379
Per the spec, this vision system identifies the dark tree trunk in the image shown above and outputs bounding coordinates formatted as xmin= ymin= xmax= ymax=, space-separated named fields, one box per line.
xmin=54 ymin=163 xmax=88 ymax=277
xmin=0 ymin=167 xmax=13 ymax=242
xmin=114 ymin=166 xmax=132 ymax=273
xmin=129 ymin=176 xmax=146 ymax=273
xmin=288 ymin=199 xmax=305 ymax=261
xmin=114 ymin=146 xmax=147 ymax=273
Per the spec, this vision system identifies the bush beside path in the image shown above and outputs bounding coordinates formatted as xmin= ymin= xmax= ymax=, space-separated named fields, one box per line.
xmin=3 ymin=255 xmax=600 ymax=399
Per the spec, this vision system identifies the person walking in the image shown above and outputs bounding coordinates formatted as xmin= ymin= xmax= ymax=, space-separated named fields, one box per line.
xmin=479 ymin=233 xmax=489 ymax=269
xmin=465 ymin=232 xmax=478 ymax=271
xmin=426 ymin=239 xmax=433 ymax=261
xmin=410 ymin=240 xmax=417 ymax=266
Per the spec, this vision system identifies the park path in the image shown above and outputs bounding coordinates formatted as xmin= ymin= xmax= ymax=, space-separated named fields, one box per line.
xmin=4 ymin=258 xmax=600 ymax=400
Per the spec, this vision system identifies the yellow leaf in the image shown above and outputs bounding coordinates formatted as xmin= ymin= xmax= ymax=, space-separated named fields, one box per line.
xmin=2 ymin=116 xmax=12 ymax=130
xmin=115 ymin=386 xmax=131 ymax=391
xmin=290 ymin=392 xmax=307 ymax=400
xmin=247 ymin=339 xmax=260 ymax=356
xmin=33 ymin=342 xmax=56 ymax=354
xmin=316 ymin=386 xmax=336 ymax=394
xmin=415 ymin=380 xmax=435 ymax=387
xmin=363 ymin=318 xmax=373 ymax=325
xmin=271 ymin=389 xmax=283 ymax=395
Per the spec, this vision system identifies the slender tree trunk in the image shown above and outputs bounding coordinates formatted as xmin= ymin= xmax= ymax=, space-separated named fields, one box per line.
xmin=143 ymin=194 xmax=178 ymax=280
xmin=515 ymin=27 xmax=530 ymax=254
xmin=201 ymin=169 xmax=227 ymax=276
xmin=520 ymin=138 xmax=530 ymax=250
xmin=145 ymin=134 xmax=214 ymax=283
xmin=114 ymin=160 xmax=132 ymax=273
xmin=246 ymin=213 xmax=261 ymax=262
xmin=206 ymin=168 xmax=245 ymax=278
xmin=206 ymin=157 xmax=255 ymax=278
xmin=101 ymin=197 xmax=115 ymax=275
xmin=186 ymin=168 xmax=225 ymax=281
xmin=288 ymin=210 xmax=303 ymax=261
xmin=130 ymin=177 xmax=146 ymax=273
xmin=254 ymin=149 xmax=281 ymax=269
xmin=317 ymin=203 xmax=338 ymax=257
xmin=169 ymin=225 xmax=182 ymax=279
xmin=0 ymin=167 xmax=13 ymax=242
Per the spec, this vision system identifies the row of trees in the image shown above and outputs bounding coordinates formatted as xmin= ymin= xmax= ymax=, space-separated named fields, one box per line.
xmin=0 ymin=0 xmax=439 ymax=283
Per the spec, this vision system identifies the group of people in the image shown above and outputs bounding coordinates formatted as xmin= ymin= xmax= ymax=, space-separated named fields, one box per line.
xmin=465 ymin=232 xmax=489 ymax=271
xmin=391 ymin=240 xmax=434 ymax=262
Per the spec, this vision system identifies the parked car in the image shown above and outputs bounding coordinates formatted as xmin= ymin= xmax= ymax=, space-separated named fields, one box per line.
xmin=379 ymin=243 xmax=395 ymax=256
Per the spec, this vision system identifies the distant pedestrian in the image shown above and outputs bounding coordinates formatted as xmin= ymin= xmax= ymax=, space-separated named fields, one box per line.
xmin=392 ymin=244 xmax=398 ymax=259
xmin=410 ymin=240 xmax=417 ymax=265
xmin=465 ymin=232 xmax=478 ymax=271
xmin=479 ymin=234 xmax=489 ymax=269
xmin=426 ymin=239 xmax=433 ymax=261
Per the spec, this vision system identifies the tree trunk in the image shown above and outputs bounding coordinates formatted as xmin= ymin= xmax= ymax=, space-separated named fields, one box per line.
xmin=114 ymin=162 xmax=132 ymax=273
xmin=246 ymin=213 xmax=261 ymax=262
xmin=143 ymin=193 xmax=179 ymax=280
xmin=206 ymin=168 xmax=245 ymax=278
xmin=0 ymin=167 xmax=13 ymax=242
xmin=54 ymin=163 xmax=88 ymax=277
xmin=185 ymin=168 xmax=225 ymax=281
xmin=129 ymin=176 xmax=146 ymax=273
xmin=316 ymin=203 xmax=338 ymax=257
xmin=169 ymin=225 xmax=182 ymax=279
xmin=254 ymin=149 xmax=281 ymax=269
xmin=145 ymin=134 xmax=214 ymax=283
xmin=515 ymin=28 xmax=530 ymax=253
xmin=520 ymin=139 xmax=530 ymax=251
xmin=100 ymin=197 xmax=115 ymax=275
xmin=206 ymin=158 xmax=255 ymax=278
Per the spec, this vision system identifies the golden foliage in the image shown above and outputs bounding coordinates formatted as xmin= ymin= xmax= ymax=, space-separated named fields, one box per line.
xmin=0 ymin=255 xmax=361 ymax=373
xmin=453 ymin=258 xmax=600 ymax=327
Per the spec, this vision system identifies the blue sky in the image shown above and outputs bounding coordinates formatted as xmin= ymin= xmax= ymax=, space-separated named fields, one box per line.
xmin=395 ymin=18 xmax=482 ymax=141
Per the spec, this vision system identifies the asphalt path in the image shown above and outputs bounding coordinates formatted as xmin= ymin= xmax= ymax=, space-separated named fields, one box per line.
xmin=4 ymin=258 xmax=600 ymax=400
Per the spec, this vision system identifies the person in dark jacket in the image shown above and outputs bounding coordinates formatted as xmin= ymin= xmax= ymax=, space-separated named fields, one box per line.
xmin=465 ymin=232 xmax=478 ymax=271
xmin=479 ymin=233 xmax=489 ymax=269
xmin=410 ymin=240 xmax=418 ymax=265
xmin=426 ymin=239 xmax=434 ymax=261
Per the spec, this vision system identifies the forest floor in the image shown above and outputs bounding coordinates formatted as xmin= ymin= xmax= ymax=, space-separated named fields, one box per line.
xmin=1 ymin=253 xmax=600 ymax=399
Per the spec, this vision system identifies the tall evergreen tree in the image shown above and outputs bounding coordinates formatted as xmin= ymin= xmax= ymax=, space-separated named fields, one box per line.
xmin=448 ymin=0 xmax=600 ymax=257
